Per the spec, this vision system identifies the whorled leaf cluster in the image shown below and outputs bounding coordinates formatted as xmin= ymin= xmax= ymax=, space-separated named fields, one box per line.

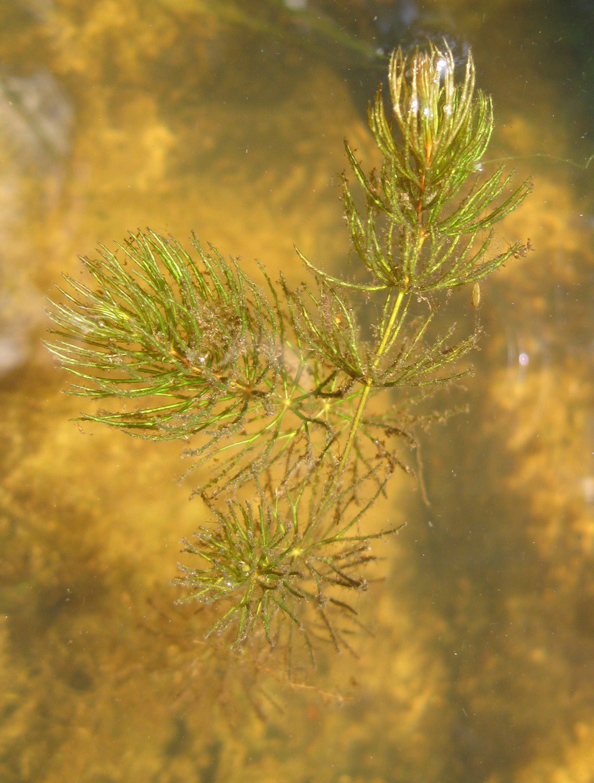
xmin=342 ymin=42 xmax=530 ymax=294
xmin=174 ymin=463 xmax=396 ymax=671
xmin=48 ymin=231 xmax=282 ymax=440
xmin=46 ymin=42 xmax=532 ymax=664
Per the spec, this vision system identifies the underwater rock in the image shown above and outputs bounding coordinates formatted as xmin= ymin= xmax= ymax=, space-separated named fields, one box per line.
xmin=0 ymin=68 xmax=73 ymax=170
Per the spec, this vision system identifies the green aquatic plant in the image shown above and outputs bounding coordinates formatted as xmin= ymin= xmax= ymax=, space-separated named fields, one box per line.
xmin=174 ymin=464 xmax=397 ymax=667
xmin=47 ymin=42 xmax=531 ymax=664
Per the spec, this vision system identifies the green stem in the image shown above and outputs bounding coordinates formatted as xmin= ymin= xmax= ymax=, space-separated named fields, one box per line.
xmin=335 ymin=288 xmax=406 ymax=478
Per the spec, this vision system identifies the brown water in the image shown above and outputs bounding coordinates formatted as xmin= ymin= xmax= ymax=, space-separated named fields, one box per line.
xmin=2 ymin=1 xmax=594 ymax=781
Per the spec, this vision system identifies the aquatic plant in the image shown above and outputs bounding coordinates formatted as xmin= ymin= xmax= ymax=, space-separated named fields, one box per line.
xmin=46 ymin=42 xmax=531 ymax=665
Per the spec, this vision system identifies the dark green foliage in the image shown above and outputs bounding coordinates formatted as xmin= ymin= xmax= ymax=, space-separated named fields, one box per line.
xmin=46 ymin=42 xmax=531 ymax=663
xmin=47 ymin=230 xmax=282 ymax=440
xmin=340 ymin=42 xmax=531 ymax=293
xmin=286 ymin=279 xmax=370 ymax=383
xmin=174 ymin=466 xmax=395 ymax=668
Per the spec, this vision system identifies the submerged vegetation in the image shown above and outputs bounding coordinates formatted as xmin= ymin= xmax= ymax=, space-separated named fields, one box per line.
xmin=47 ymin=42 xmax=531 ymax=668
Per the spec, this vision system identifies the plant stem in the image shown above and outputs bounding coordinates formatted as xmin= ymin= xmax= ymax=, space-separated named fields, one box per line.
xmin=334 ymin=224 xmax=427 ymax=485
xmin=335 ymin=287 xmax=406 ymax=479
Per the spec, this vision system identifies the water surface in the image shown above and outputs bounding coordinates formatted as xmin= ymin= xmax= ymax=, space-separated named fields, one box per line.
xmin=2 ymin=1 xmax=594 ymax=781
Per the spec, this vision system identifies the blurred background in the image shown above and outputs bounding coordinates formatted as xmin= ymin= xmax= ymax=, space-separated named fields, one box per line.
xmin=1 ymin=1 xmax=594 ymax=781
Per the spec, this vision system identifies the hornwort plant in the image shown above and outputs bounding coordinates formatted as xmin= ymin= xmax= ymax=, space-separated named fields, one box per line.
xmin=47 ymin=43 xmax=531 ymax=669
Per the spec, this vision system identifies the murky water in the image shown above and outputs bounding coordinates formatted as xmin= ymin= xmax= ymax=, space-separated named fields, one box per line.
xmin=2 ymin=1 xmax=594 ymax=781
